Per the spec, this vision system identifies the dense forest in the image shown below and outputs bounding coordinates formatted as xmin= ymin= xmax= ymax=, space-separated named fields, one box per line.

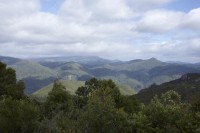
xmin=137 ymin=73 xmax=200 ymax=104
xmin=0 ymin=61 xmax=200 ymax=133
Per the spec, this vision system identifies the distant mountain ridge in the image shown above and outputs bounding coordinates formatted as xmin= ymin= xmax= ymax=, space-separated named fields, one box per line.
xmin=32 ymin=56 xmax=116 ymax=66
xmin=0 ymin=55 xmax=200 ymax=94
xmin=10 ymin=60 xmax=57 ymax=80
xmin=0 ymin=55 xmax=21 ymax=65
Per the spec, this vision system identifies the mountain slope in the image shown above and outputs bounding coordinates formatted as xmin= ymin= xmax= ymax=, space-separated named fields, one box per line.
xmin=32 ymin=80 xmax=135 ymax=101
xmin=32 ymin=80 xmax=85 ymax=100
xmin=136 ymin=73 xmax=200 ymax=104
xmin=95 ymin=58 xmax=167 ymax=71
xmin=0 ymin=55 xmax=21 ymax=65
xmin=34 ymin=56 xmax=114 ymax=65
xmin=10 ymin=60 xmax=57 ymax=80
xmin=23 ymin=77 xmax=57 ymax=94
xmin=55 ymin=62 xmax=89 ymax=77
xmin=86 ymin=58 xmax=200 ymax=92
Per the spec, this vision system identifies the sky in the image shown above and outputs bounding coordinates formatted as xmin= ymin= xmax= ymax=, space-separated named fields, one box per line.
xmin=0 ymin=0 xmax=200 ymax=63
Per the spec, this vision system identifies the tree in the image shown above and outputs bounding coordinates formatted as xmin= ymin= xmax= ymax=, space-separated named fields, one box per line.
xmin=0 ymin=98 xmax=41 ymax=133
xmin=180 ymin=93 xmax=200 ymax=132
xmin=44 ymin=81 xmax=73 ymax=118
xmin=161 ymin=90 xmax=181 ymax=105
xmin=132 ymin=91 xmax=188 ymax=132
xmin=191 ymin=93 xmax=200 ymax=112
xmin=38 ymin=111 xmax=78 ymax=133
xmin=75 ymin=78 xmax=123 ymax=108
xmin=80 ymin=88 xmax=131 ymax=133
xmin=0 ymin=62 xmax=25 ymax=99
xmin=75 ymin=78 xmax=100 ymax=97
xmin=123 ymin=95 xmax=140 ymax=114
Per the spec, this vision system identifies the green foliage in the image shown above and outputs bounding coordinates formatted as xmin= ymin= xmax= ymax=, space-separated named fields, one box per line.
xmin=80 ymin=88 xmax=131 ymax=133
xmin=0 ymin=98 xmax=41 ymax=133
xmin=136 ymin=73 xmax=200 ymax=104
xmin=0 ymin=63 xmax=200 ymax=133
xmin=76 ymin=78 xmax=125 ymax=109
xmin=132 ymin=91 xmax=197 ymax=133
xmin=32 ymin=80 xmax=84 ymax=101
xmin=191 ymin=92 xmax=200 ymax=112
xmin=38 ymin=111 xmax=78 ymax=133
xmin=0 ymin=62 xmax=25 ymax=99
xmin=38 ymin=81 xmax=77 ymax=133
xmin=76 ymin=78 xmax=99 ymax=97
xmin=161 ymin=90 xmax=181 ymax=105
xmin=177 ymin=112 xmax=200 ymax=133
xmin=44 ymin=81 xmax=73 ymax=118
xmin=123 ymin=95 xmax=140 ymax=114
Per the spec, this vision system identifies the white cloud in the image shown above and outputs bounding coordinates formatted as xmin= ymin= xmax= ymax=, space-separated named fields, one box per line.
xmin=127 ymin=0 xmax=175 ymax=11
xmin=135 ymin=10 xmax=184 ymax=33
xmin=0 ymin=0 xmax=39 ymax=19
xmin=0 ymin=0 xmax=199 ymax=63
xmin=183 ymin=8 xmax=200 ymax=30
xmin=134 ymin=8 xmax=200 ymax=33
xmin=58 ymin=0 xmax=91 ymax=22
xmin=141 ymin=38 xmax=200 ymax=61
xmin=86 ymin=0 xmax=133 ymax=20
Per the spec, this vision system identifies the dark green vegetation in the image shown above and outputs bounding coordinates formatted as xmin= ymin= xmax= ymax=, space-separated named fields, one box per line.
xmin=0 ymin=62 xmax=25 ymax=99
xmin=22 ymin=77 xmax=57 ymax=94
xmin=0 ymin=61 xmax=200 ymax=133
xmin=9 ymin=60 xmax=58 ymax=94
xmin=1 ymin=56 xmax=199 ymax=94
xmin=136 ymin=73 xmax=200 ymax=104
xmin=32 ymin=80 xmax=85 ymax=101
xmin=32 ymin=80 xmax=135 ymax=101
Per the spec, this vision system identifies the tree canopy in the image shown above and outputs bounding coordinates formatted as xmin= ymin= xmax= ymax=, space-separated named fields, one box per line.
xmin=0 ymin=61 xmax=200 ymax=133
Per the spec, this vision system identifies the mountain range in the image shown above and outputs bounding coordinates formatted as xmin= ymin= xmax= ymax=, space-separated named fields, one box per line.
xmin=0 ymin=55 xmax=200 ymax=94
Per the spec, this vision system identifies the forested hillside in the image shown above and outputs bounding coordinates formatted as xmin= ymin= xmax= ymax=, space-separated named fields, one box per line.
xmin=136 ymin=73 xmax=200 ymax=104
xmin=0 ymin=61 xmax=200 ymax=133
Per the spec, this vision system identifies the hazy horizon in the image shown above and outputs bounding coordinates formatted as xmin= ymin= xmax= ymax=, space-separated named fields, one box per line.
xmin=1 ymin=54 xmax=199 ymax=64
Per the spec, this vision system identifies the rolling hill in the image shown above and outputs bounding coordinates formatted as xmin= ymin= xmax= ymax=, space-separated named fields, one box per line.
xmin=111 ymin=57 xmax=167 ymax=71
xmin=9 ymin=60 xmax=59 ymax=94
xmin=55 ymin=62 xmax=89 ymax=77
xmin=0 ymin=55 xmax=21 ymax=65
xmin=84 ymin=58 xmax=200 ymax=92
xmin=22 ymin=77 xmax=57 ymax=94
xmin=10 ymin=60 xmax=57 ymax=80
xmin=136 ymin=73 xmax=200 ymax=104
xmin=32 ymin=80 xmax=85 ymax=99
xmin=32 ymin=80 xmax=135 ymax=101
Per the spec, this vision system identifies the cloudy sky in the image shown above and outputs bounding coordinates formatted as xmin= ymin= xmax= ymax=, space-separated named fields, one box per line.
xmin=0 ymin=0 xmax=200 ymax=62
